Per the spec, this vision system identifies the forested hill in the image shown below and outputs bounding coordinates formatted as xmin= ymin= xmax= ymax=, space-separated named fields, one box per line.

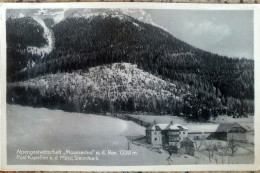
xmin=6 ymin=10 xmax=254 ymax=120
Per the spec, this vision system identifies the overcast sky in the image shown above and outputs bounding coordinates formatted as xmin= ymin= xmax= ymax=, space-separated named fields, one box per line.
xmin=145 ymin=10 xmax=253 ymax=59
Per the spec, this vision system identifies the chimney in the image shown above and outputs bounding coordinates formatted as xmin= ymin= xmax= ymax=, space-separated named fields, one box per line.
xmin=170 ymin=121 xmax=173 ymax=125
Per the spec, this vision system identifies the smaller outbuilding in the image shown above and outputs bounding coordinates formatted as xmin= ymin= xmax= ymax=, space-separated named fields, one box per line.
xmin=180 ymin=137 xmax=195 ymax=156
xmin=187 ymin=123 xmax=248 ymax=142
xmin=213 ymin=123 xmax=247 ymax=141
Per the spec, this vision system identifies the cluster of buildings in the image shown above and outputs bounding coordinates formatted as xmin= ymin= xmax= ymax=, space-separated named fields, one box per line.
xmin=146 ymin=121 xmax=248 ymax=155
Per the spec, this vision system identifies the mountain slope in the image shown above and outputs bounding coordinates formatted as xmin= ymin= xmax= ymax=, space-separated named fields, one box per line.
xmin=6 ymin=10 xmax=254 ymax=120
xmin=7 ymin=12 xmax=253 ymax=99
xmin=6 ymin=17 xmax=49 ymax=80
xmin=7 ymin=13 xmax=196 ymax=80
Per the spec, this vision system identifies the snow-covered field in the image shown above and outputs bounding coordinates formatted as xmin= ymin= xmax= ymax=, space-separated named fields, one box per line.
xmin=209 ymin=115 xmax=254 ymax=124
xmin=7 ymin=104 xmax=254 ymax=165
xmin=7 ymin=104 xmax=171 ymax=165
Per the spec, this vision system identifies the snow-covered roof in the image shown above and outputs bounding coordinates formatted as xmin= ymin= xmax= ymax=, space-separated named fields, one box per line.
xmin=154 ymin=124 xmax=169 ymax=130
xmin=239 ymin=123 xmax=254 ymax=131
xmin=173 ymin=124 xmax=188 ymax=130
xmin=187 ymin=124 xmax=219 ymax=133
xmin=147 ymin=123 xmax=188 ymax=131
xmin=181 ymin=137 xmax=195 ymax=143
xmin=216 ymin=123 xmax=247 ymax=132
xmin=187 ymin=123 xmax=247 ymax=133
xmin=165 ymin=124 xmax=180 ymax=130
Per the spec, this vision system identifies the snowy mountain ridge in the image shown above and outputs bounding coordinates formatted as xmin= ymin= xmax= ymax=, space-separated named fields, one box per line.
xmin=66 ymin=8 xmax=167 ymax=31
xmin=7 ymin=8 xmax=167 ymax=31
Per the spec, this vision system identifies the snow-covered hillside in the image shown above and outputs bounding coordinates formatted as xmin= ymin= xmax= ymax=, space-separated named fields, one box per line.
xmin=7 ymin=104 xmax=172 ymax=165
xmin=9 ymin=63 xmax=186 ymax=113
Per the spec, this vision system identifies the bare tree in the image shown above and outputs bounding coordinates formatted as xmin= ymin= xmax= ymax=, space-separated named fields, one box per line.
xmin=205 ymin=141 xmax=214 ymax=162
xmin=213 ymin=154 xmax=218 ymax=164
xmin=228 ymin=136 xmax=239 ymax=157
xmin=219 ymin=143 xmax=229 ymax=164
xmin=195 ymin=137 xmax=205 ymax=151
xmin=205 ymin=141 xmax=219 ymax=163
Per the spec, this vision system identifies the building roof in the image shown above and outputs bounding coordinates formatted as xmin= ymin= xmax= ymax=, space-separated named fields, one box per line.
xmin=165 ymin=124 xmax=180 ymax=130
xmin=147 ymin=123 xmax=188 ymax=131
xmin=181 ymin=137 xmax=195 ymax=143
xmin=239 ymin=123 xmax=254 ymax=131
xmin=216 ymin=123 xmax=247 ymax=132
xmin=187 ymin=124 xmax=219 ymax=133
xmin=187 ymin=123 xmax=247 ymax=133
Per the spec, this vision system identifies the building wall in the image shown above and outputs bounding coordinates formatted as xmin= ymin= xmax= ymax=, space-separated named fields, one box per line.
xmin=167 ymin=129 xmax=188 ymax=148
xmin=188 ymin=131 xmax=228 ymax=141
xmin=226 ymin=126 xmax=247 ymax=141
xmin=146 ymin=130 xmax=152 ymax=144
xmin=180 ymin=138 xmax=195 ymax=155
xmin=227 ymin=132 xmax=247 ymax=141
xmin=180 ymin=129 xmax=188 ymax=141
xmin=188 ymin=132 xmax=205 ymax=140
xmin=209 ymin=132 xmax=227 ymax=140
xmin=167 ymin=130 xmax=180 ymax=148
xmin=150 ymin=130 xmax=162 ymax=145
xmin=180 ymin=143 xmax=195 ymax=156
xmin=189 ymin=131 xmax=247 ymax=141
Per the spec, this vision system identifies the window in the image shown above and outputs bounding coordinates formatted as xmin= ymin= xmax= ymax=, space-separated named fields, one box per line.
xmin=169 ymin=136 xmax=179 ymax=142
xmin=155 ymin=138 xmax=157 ymax=141
xmin=178 ymin=126 xmax=183 ymax=130
xmin=183 ymin=131 xmax=185 ymax=134
xmin=169 ymin=131 xmax=178 ymax=135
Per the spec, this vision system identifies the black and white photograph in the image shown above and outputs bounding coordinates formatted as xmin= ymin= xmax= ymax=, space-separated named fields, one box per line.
xmin=1 ymin=3 xmax=258 ymax=170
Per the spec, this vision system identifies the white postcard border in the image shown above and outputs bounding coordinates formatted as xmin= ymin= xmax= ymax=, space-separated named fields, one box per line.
xmin=0 ymin=2 xmax=259 ymax=171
